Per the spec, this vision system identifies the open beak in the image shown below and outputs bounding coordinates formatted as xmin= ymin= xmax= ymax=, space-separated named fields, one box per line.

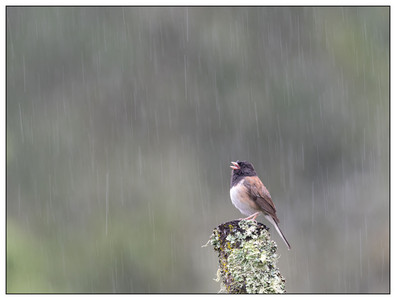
xmin=230 ymin=161 xmax=240 ymax=170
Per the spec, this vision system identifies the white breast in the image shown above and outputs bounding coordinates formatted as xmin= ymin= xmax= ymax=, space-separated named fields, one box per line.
xmin=230 ymin=181 xmax=258 ymax=216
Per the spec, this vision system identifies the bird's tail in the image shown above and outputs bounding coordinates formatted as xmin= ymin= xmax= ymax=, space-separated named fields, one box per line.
xmin=264 ymin=215 xmax=291 ymax=250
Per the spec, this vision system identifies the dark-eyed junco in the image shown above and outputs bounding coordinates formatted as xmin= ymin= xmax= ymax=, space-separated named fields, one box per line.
xmin=230 ymin=160 xmax=291 ymax=250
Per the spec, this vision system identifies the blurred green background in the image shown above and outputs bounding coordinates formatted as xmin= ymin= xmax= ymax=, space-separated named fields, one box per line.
xmin=6 ymin=7 xmax=389 ymax=293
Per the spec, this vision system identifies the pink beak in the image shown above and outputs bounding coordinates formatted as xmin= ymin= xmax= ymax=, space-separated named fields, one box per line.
xmin=230 ymin=161 xmax=240 ymax=170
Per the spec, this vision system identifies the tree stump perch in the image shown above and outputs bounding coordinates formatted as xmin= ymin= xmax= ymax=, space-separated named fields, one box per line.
xmin=206 ymin=219 xmax=286 ymax=293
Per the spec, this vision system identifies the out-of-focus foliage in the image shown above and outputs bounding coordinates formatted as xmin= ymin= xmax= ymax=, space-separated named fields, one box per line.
xmin=7 ymin=7 xmax=389 ymax=293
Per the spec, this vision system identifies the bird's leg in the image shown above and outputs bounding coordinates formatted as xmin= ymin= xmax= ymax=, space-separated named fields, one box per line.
xmin=243 ymin=212 xmax=260 ymax=221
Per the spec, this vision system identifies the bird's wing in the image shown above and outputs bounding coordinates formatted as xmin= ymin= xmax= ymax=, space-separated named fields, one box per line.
xmin=244 ymin=176 xmax=280 ymax=223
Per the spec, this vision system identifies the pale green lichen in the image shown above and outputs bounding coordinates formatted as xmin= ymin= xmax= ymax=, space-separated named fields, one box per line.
xmin=208 ymin=219 xmax=286 ymax=294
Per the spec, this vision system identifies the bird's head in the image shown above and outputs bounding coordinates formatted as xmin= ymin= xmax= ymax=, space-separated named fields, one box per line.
xmin=230 ymin=160 xmax=257 ymax=177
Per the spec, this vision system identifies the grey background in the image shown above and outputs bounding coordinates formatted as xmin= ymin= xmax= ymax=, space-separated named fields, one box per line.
xmin=7 ymin=7 xmax=389 ymax=293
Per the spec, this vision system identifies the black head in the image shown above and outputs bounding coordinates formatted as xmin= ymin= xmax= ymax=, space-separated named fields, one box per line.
xmin=230 ymin=160 xmax=257 ymax=187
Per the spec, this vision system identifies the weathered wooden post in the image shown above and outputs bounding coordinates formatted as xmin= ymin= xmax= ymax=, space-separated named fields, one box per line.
xmin=205 ymin=219 xmax=286 ymax=293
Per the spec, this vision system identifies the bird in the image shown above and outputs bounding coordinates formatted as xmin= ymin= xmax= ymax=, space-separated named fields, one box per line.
xmin=230 ymin=160 xmax=291 ymax=250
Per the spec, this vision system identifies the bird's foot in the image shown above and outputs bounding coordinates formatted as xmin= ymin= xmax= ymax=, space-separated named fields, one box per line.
xmin=242 ymin=212 xmax=260 ymax=222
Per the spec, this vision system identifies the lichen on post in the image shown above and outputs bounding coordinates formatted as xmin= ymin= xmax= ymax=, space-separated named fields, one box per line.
xmin=207 ymin=219 xmax=286 ymax=293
